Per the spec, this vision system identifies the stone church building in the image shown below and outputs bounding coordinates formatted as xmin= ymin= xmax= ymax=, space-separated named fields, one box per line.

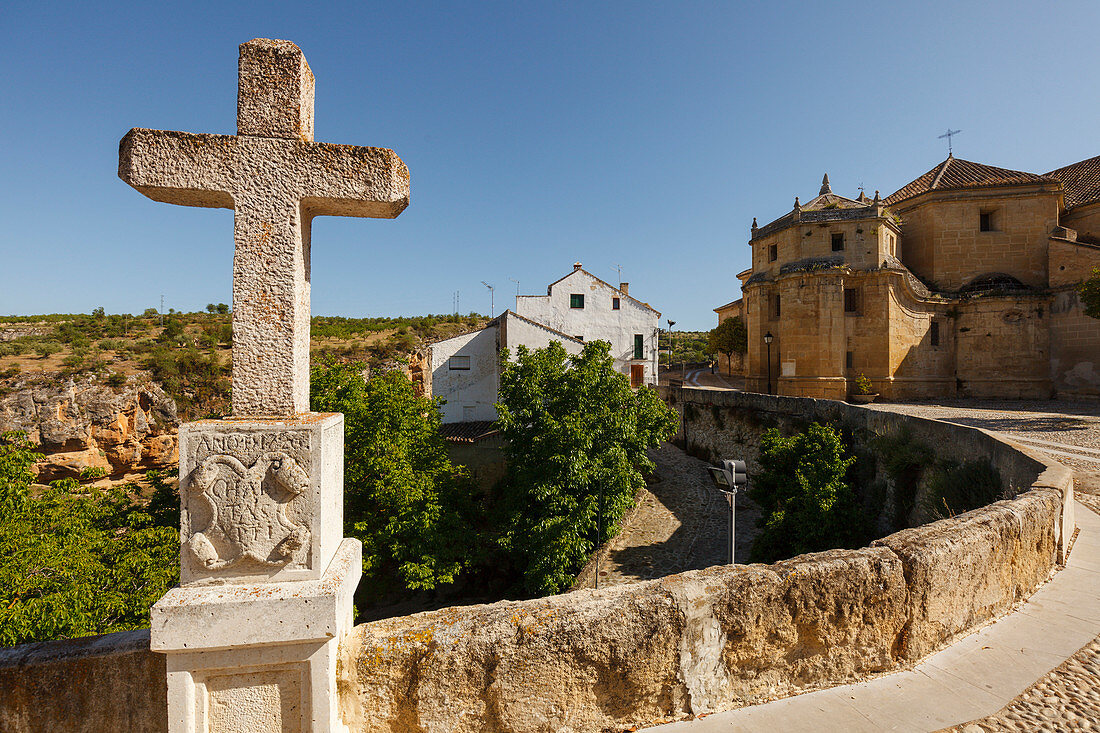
xmin=727 ymin=155 xmax=1100 ymax=399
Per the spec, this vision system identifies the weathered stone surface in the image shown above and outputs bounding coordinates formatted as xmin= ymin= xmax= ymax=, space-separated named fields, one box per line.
xmin=872 ymin=488 xmax=1061 ymax=660
xmin=0 ymin=630 xmax=167 ymax=733
xmin=0 ymin=377 xmax=178 ymax=480
xmin=340 ymin=547 xmax=908 ymax=732
xmin=179 ymin=413 xmax=344 ymax=585
xmin=118 ymin=37 xmax=410 ymax=418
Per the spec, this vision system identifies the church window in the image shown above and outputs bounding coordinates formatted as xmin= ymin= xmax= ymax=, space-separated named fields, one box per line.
xmin=846 ymin=351 xmax=854 ymax=369
xmin=771 ymin=294 xmax=781 ymax=319
xmin=449 ymin=355 xmax=471 ymax=370
xmin=634 ymin=334 xmax=644 ymax=359
xmin=612 ymin=297 xmax=620 ymax=310
xmin=831 ymin=233 xmax=845 ymax=251
xmin=979 ymin=210 xmax=996 ymax=232
xmin=570 ymin=293 xmax=585 ymax=309
xmin=844 ymin=288 xmax=860 ymax=314
xmin=930 ymin=321 xmax=940 ymax=347
xmin=768 ymin=244 xmax=778 ymax=262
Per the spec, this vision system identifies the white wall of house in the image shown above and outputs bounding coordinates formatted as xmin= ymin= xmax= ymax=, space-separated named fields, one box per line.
xmin=430 ymin=326 xmax=500 ymax=423
xmin=430 ymin=312 xmax=585 ymax=424
xmin=514 ymin=267 xmax=660 ymax=386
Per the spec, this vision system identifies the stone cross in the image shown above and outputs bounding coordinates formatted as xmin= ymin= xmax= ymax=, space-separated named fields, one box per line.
xmin=119 ymin=38 xmax=409 ymax=416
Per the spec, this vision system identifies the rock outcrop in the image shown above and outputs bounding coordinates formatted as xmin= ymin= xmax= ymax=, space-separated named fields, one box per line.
xmin=0 ymin=377 xmax=179 ymax=481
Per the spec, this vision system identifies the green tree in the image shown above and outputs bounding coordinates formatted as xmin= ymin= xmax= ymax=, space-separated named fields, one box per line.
xmin=216 ymin=303 xmax=230 ymax=314
xmin=1079 ymin=266 xmax=1100 ymax=319
xmin=0 ymin=432 xmax=179 ymax=645
xmin=34 ymin=341 xmax=61 ymax=359
xmin=707 ymin=316 xmax=747 ymax=372
xmin=494 ymin=341 xmax=678 ymax=596
xmin=310 ymin=361 xmax=477 ymax=593
xmin=748 ymin=423 xmax=867 ymax=562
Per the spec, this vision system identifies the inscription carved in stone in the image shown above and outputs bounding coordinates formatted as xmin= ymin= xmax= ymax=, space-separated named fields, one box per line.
xmin=186 ymin=451 xmax=311 ymax=570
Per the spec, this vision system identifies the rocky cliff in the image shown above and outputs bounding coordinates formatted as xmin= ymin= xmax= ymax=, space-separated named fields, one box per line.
xmin=0 ymin=377 xmax=179 ymax=482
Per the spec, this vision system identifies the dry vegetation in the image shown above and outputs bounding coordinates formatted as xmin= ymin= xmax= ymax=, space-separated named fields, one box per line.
xmin=0 ymin=308 xmax=488 ymax=420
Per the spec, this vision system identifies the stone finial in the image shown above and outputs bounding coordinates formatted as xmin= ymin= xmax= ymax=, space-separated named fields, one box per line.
xmin=237 ymin=39 xmax=315 ymax=142
xmin=794 ymin=196 xmax=801 ymax=210
xmin=819 ymin=173 xmax=832 ymax=195
xmin=873 ymin=190 xmax=881 ymax=203
xmin=751 ymin=217 xmax=758 ymax=233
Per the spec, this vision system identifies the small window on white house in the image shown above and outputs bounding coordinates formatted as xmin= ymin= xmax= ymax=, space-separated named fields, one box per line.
xmin=570 ymin=293 xmax=585 ymax=308
xmin=612 ymin=297 xmax=620 ymax=310
xmin=448 ymin=355 xmax=471 ymax=370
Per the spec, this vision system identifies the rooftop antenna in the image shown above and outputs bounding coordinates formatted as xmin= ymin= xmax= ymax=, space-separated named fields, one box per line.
xmin=481 ymin=281 xmax=494 ymax=317
xmin=938 ymin=128 xmax=961 ymax=157
xmin=613 ymin=263 xmax=623 ymax=282
xmin=508 ymin=277 xmax=520 ymax=296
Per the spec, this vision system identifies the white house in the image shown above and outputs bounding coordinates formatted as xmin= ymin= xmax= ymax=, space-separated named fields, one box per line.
xmin=514 ymin=263 xmax=661 ymax=388
xmin=424 ymin=310 xmax=585 ymax=423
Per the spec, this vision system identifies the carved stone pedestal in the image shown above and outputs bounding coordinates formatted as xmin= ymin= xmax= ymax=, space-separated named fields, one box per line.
xmin=151 ymin=414 xmax=359 ymax=733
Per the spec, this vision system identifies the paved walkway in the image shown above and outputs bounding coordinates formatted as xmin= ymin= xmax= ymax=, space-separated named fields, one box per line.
xmin=648 ymin=500 xmax=1100 ymax=732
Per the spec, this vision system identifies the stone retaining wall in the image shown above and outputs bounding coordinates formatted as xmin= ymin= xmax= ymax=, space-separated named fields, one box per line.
xmin=0 ymin=630 xmax=165 ymax=733
xmin=0 ymin=393 xmax=1075 ymax=732
xmin=337 ymin=391 xmax=1073 ymax=732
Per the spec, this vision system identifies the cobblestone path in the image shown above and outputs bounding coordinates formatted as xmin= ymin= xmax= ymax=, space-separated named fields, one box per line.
xmin=590 ymin=443 xmax=761 ymax=588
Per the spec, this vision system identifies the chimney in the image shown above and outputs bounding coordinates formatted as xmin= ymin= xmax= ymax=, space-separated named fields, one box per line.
xmin=619 ymin=282 xmax=629 ymax=295
xmin=573 ymin=262 xmax=583 ymax=271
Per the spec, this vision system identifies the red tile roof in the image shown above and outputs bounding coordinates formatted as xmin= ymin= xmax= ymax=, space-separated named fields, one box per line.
xmin=886 ymin=156 xmax=1053 ymax=206
xmin=1047 ymin=155 xmax=1100 ymax=210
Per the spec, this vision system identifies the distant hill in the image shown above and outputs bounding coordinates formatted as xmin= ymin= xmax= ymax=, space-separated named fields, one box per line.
xmin=0 ymin=310 xmax=488 ymax=421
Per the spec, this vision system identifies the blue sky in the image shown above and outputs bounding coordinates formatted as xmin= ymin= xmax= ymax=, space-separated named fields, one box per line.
xmin=2 ymin=1 xmax=1098 ymax=330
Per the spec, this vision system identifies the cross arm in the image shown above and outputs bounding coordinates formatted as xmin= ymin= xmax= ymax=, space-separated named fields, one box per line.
xmin=119 ymin=128 xmax=235 ymax=208
xmin=293 ymin=141 xmax=409 ymax=219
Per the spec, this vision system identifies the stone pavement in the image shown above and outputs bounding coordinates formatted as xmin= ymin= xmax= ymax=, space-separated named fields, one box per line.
xmin=647 ymin=499 xmax=1100 ymax=732
xmin=865 ymin=399 xmax=1100 ymax=501
xmin=584 ymin=444 xmax=761 ymax=588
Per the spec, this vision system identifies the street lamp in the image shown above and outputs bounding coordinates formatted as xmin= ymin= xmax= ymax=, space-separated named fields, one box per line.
xmin=764 ymin=331 xmax=774 ymax=394
xmin=707 ymin=459 xmax=747 ymax=564
xmin=667 ymin=319 xmax=676 ymax=374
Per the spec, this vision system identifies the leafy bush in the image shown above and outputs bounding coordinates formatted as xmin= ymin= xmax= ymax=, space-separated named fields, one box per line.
xmin=749 ymin=423 xmax=868 ymax=562
xmin=493 ymin=341 xmax=678 ymax=595
xmin=0 ymin=432 xmax=179 ymax=645
xmin=310 ymin=361 xmax=478 ymax=594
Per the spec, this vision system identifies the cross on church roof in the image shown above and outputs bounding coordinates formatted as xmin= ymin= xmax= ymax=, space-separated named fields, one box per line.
xmin=119 ymin=39 xmax=410 ymax=417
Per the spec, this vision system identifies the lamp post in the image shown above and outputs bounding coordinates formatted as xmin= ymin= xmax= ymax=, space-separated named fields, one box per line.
xmin=667 ymin=319 xmax=676 ymax=376
xmin=764 ymin=331 xmax=774 ymax=394
xmin=707 ymin=460 xmax=747 ymax=564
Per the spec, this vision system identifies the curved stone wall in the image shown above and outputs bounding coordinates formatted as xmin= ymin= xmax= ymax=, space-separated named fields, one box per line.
xmin=338 ymin=391 xmax=1074 ymax=732
xmin=0 ymin=392 xmax=1075 ymax=732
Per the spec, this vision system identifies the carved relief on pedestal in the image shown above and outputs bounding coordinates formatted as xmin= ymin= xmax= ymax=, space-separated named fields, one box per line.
xmin=185 ymin=451 xmax=311 ymax=570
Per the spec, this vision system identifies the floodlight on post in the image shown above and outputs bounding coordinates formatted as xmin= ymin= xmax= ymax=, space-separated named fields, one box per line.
xmin=667 ymin=319 xmax=676 ymax=374
xmin=764 ymin=330 xmax=774 ymax=394
xmin=481 ymin=281 xmax=495 ymax=317
xmin=708 ymin=458 xmax=747 ymax=564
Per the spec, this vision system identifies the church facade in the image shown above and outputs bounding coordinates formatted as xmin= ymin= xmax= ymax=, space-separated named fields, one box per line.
xmin=730 ymin=156 xmax=1100 ymax=400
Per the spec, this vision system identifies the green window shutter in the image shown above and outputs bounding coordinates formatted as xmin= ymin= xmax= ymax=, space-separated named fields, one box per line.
xmin=634 ymin=334 xmax=643 ymax=359
xmin=570 ymin=293 xmax=584 ymax=308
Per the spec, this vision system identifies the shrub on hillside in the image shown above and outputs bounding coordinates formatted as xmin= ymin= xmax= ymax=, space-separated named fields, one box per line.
xmin=749 ymin=423 xmax=869 ymax=562
xmin=0 ymin=432 xmax=179 ymax=645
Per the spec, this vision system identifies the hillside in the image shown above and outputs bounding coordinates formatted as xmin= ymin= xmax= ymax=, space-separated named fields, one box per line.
xmin=0 ymin=309 xmax=488 ymax=421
